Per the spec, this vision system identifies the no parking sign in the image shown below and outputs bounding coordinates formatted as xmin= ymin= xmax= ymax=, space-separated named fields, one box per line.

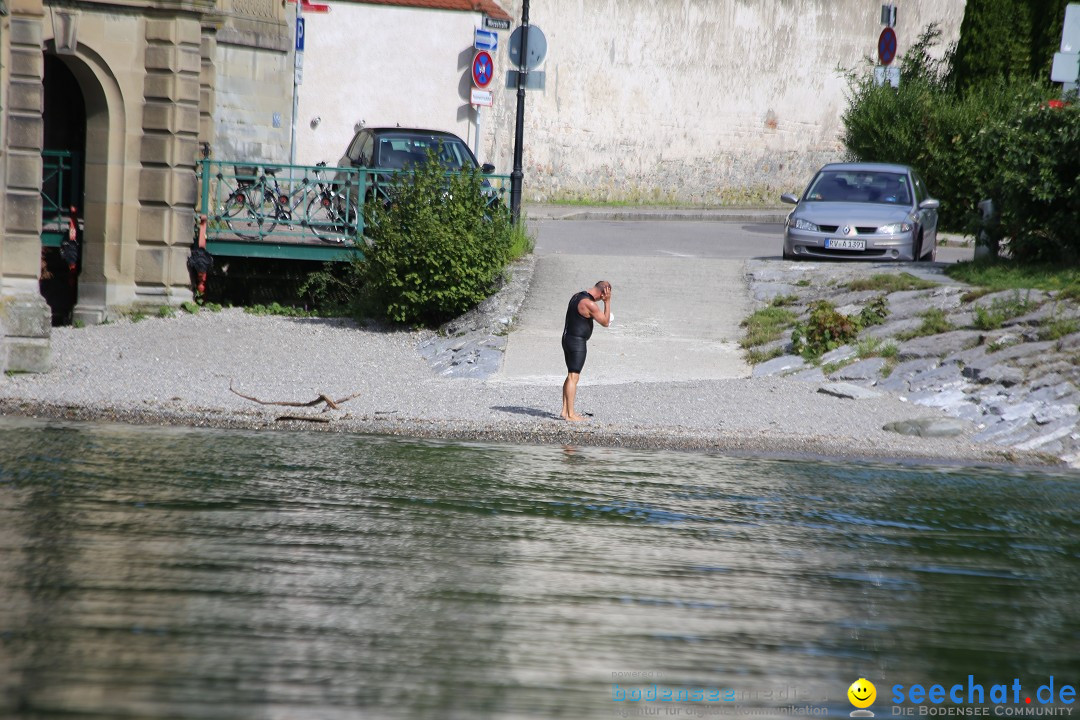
xmin=472 ymin=50 xmax=494 ymax=89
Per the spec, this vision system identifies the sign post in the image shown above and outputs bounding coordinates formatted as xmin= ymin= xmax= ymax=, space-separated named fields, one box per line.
xmin=290 ymin=3 xmax=303 ymax=166
xmin=509 ymin=0 xmax=529 ymax=225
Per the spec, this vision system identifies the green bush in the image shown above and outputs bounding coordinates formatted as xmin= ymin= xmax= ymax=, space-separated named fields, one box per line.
xmin=791 ymin=301 xmax=861 ymax=360
xmin=991 ymin=102 xmax=1080 ymax=263
xmin=841 ymin=23 xmax=1077 ymax=259
xmin=362 ymin=153 xmax=514 ymax=325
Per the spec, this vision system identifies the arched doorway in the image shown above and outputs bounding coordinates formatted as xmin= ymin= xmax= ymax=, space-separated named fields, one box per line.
xmin=40 ymin=54 xmax=87 ymax=326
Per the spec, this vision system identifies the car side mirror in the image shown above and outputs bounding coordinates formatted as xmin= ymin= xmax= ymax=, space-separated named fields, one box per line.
xmin=780 ymin=193 xmax=799 ymax=205
xmin=919 ymin=198 xmax=940 ymax=210
xmin=481 ymin=163 xmax=495 ymax=174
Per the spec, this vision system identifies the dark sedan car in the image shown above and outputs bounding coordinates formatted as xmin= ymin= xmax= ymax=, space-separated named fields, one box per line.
xmin=781 ymin=162 xmax=940 ymax=261
xmin=336 ymin=127 xmax=494 ymax=176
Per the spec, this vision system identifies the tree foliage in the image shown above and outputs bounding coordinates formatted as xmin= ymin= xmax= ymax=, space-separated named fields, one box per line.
xmin=842 ymin=21 xmax=1079 ymax=263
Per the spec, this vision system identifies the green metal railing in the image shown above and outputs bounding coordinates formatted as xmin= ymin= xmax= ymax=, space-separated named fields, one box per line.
xmin=41 ymin=150 xmax=81 ymax=247
xmin=196 ymin=158 xmax=511 ymax=261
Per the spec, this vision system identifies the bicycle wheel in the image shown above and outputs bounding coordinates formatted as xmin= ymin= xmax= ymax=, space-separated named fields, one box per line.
xmin=222 ymin=187 xmax=278 ymax=239
xmin=306 ymin=193 xmax=358 ymax=244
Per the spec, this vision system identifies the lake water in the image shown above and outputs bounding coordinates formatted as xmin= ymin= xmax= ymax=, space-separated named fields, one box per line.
xmin=1 ymin=417 xmax=1078 ymax=720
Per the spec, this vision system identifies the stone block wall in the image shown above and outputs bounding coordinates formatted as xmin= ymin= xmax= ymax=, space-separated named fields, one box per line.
xmin=136 ymin=16 xmax=203 ymax=303
xmin=488 ymin=0 xmax=967 ymax=204
xmin=0 ymin=15 xmax=52 ymax=371
xmin=210 ymin=0 xmax=291 ymax=164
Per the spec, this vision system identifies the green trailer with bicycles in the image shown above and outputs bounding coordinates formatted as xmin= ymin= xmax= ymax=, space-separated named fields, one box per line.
xmin=195 ymin=158 xmax=510 ymax=263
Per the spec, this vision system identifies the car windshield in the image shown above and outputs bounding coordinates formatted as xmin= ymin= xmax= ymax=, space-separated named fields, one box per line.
xmin=374 ymin=133 xmax=476 ymax=171
xmin=805 ymin=170 xmax=912 ymax=205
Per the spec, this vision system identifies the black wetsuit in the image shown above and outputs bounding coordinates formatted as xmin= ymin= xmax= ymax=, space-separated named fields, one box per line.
xmin=562 ymin=290 xmax=594 ymax=373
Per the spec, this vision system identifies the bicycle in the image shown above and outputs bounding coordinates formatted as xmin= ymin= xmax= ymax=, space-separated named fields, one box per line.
xmin=217 ymin=165 xmax=288 ymax=239
xmin=304 ymin=162 xmax=360 ymax=244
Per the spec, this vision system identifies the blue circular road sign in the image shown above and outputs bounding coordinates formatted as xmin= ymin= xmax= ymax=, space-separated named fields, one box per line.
xmin=472 ymin=50 xmax=494 ymax=89
xmin=878 ymin=27 xmax=898 ymax=65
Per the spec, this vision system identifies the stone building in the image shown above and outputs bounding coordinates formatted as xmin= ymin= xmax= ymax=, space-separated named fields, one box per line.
xmin=0 ymin=0 xmax=295 ymax=371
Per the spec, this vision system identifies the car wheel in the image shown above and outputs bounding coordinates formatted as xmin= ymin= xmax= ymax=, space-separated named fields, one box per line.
xmin=782 ymin=245 xmax=796 ymax=260
xmin=915 ymin=232 xmax=930 ymax=262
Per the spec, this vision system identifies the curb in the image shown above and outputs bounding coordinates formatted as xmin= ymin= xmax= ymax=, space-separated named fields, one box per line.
xmin=525 ymin=204 xmax=789 ymax=224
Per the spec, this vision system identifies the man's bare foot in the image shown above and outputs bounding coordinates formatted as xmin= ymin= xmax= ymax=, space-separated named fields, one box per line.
xmin=560 ymin=413 xmax=587 ymax=422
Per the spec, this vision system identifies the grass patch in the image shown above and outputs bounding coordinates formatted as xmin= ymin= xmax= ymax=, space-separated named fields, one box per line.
xmin=202 ymin=302 xmax=223 ymax=312
xmin=823 ymin=358 xmax=856 ymax=375
xmin=847 ymin=272 xmax=937 ymax=293
xmin=509 ymin=220 xmax=536 ymax=261
xmin=854 ymin=336 xmax=899 ymax=360
xmin=855 ymin=336 xmax=882 ymax=359
xmin=795 ymin=279 xmax=812 ymax=287
xmin=1041 ymin=310 xmax=1080 ymax=342
xmin=746 ymin=346 xmax=785 ymax=365
xmin=897 ymin=308 xmax=953 ymax=340
xmin=181 ymin=301 xmax=200 ymax=315
xmin=244 ymin=302 xmax=319 ymax=318
xmin=740 ymin=306 xmax=797 ymax=348
xmin=129 ymin=311 xmax=146 ymax=323
xmin=770 ymin=294 xmax=799 ymax=307
xmin=946 ymin=259 xmax=1080 ymax=296
xmin=72 ymin=319 xmax=85 ymax=329
xmin=971 ymin=290 xmax=1039 ymax=330
xmin=157 ymin=306 xmax=176 ymax=319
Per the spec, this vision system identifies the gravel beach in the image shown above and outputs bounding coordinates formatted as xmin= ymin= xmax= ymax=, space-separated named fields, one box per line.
xmin=0 ymin=251 xmax=1071 ymax=470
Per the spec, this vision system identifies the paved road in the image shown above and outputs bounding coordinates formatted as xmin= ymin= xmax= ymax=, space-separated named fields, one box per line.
xmin=496 ymin=220 xmax=974 ymax=386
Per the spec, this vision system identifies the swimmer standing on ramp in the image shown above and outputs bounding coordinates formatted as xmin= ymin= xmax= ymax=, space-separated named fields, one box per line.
xmin=560 ymin=281 xmax=613 ymax=422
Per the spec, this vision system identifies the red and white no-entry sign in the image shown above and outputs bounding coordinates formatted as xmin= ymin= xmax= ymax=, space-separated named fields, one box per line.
xmin=472 ymin=50 xmax=494 ymax=89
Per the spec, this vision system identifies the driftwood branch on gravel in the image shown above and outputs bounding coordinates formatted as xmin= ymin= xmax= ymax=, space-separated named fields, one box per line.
xmin=229 ymin=382 xmax=361 ymax=413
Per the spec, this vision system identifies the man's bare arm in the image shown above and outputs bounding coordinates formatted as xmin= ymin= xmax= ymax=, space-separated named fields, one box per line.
xmin=579 ymin=295 xmax=612 ymax=327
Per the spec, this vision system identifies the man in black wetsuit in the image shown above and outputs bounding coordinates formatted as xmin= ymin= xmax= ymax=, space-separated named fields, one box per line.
xmin=561 ymin=281 xmax=613 ymax=421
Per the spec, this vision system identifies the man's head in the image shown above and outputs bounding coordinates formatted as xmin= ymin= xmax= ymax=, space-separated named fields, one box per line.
xmin=593 ymin=281 xmax=611 ymax=298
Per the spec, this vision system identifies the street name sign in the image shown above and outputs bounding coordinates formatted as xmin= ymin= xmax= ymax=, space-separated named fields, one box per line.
xmin=485 ymin=17 xmax=511 ymax=31
xmin=471 ymin=88 xmax=493 ymax=106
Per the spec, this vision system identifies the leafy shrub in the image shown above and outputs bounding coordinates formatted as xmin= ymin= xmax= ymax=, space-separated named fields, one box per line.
xmin=791 ymin=301 xmax=860 ymax=360
xmin=789 ymin=297 xmax=892 ymax=361
xmin=990 ymin=102 xmax=1080 ymax=263
xmin=842 ymin=22 xmax=1072 ymax=256
xmin=857 ymin=296 xmax=889 ymax=328
xmin=362 ymin=153 xmax=514 ymax=325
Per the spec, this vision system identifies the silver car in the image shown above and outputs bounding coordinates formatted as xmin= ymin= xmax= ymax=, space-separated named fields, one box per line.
xmin=781 ymin=162 xmax=940 ymax=261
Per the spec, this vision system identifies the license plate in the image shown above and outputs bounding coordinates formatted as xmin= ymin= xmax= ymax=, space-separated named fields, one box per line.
xmin=826 ymin=238 xmax=866 ymax=251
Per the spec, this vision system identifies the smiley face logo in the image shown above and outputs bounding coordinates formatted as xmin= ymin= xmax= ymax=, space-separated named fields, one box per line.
xmin=848 ymin=678 xmax=876 ymax=709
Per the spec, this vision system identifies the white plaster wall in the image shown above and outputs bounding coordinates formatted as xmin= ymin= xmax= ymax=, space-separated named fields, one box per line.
xmin=295 ymin=4 xmax=505 ymax=167
xmin=214 ymin=43 xmax=293 ymax=163
xmin=489 ymin=0 xmax=967 ymax=202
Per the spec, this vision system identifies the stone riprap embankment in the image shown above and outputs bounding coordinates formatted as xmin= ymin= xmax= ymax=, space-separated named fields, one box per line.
xmin=417 ymin=255 xmax=536 ymax=379
xmin=745 ymin=259 xmax=1080 ymax=466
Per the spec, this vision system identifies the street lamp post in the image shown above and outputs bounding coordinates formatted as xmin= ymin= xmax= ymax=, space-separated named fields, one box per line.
xmin=509 ymin=0 xmax=530 ymax=225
